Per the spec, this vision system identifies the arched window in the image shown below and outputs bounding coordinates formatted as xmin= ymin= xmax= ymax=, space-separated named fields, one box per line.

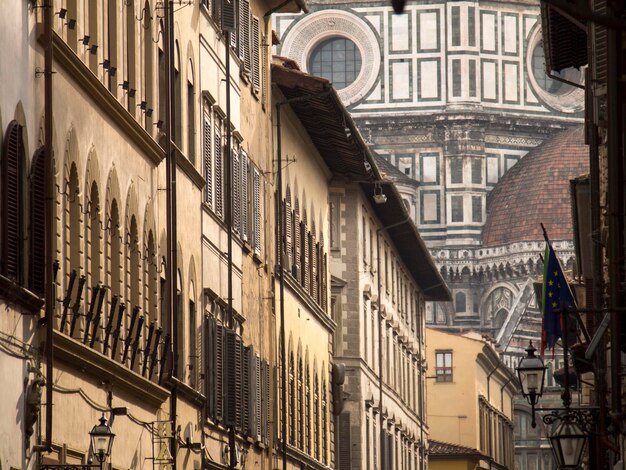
xmin=314 ymin=369 xmax=320 ymax=460
xmin=143 ymin=1 xmax=153 ymax=128
xmin=308 ymin=37 xmax=362 ymax=90
xmin=297 ymin=347 xmax=304 ymax=449
xmin=305 ymin=351 xmax=311 ymax=453
xmin=1 ymin=121 xmax=25 ymax=283
xmin=125 ymin=0 xmax=137 ymax=113
xmin=107 ymin=0 xmax=119 ymax=93
xmin=289 ymin=349 xmax=296 ymax=445
xmin=68 ymin=163 xmax=82 ymax=279
xmin=128 ymin=216 xmax=140 ymax=308
xmin=30 ymin=147 xmax=46 ymax=295
xmin=321 ymin=366 xmax=328 ymax=463
xmin=109 ymin=200 xmax=121 ymax=300
xmin=174 ymin=42 xmax=182 ymax=147
xmin=89 ymin=182 xmax=101 ymax=287
xmin=455 ymin=291 xmax=466 ymax=313
xmin=187 ymin=60 xmax=195 ymax=163
xmin=146 ymin=231 xmax=158 ymax=323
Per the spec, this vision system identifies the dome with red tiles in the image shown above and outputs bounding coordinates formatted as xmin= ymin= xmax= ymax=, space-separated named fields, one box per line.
xmin=482 ymin=126 xmax=588 ymax=247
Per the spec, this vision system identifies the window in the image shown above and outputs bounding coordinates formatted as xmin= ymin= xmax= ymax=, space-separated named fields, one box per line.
xmin=188 ymin=299 xmax=197 ymax=387
xmin=451 ymin=7 xmax=460 ymax=46
xmin=251 ymin=17 xmax=261 ymax=91
xmin=203 ymin=106 xmax=213 ymax=206
xmin=30 ymin=148 xmax=46 ymax=294
xmin=469 ymin=60 xmax=477 ymax=97
xmin=468 ymin=7 xmax=476 ymax=46
xmin=435 ymin=351 xmax=452 ymax=382
xmin=450 ymin=157 xmax=463 ymax=184
xmin=1 ymin=121 xmax=25 ymax=282
xmin=214 ymin=115 xmax=224 ymax=217
xmin=471 ymin=158 xmax=482 ymax=184
xmin=252 ymin=167 xmax=262 ymax=255
xmin=309 ymin=37 xmax=362 ymax=90
xmin=532 ymin=40 xmax=563 ymax=94
xmin=187 ymin=73 xmax=195 ymax=163
xmin=455 ymin=292 xmax=466 ymax=312
xmin=452 ymin=59 xmax=462 ymax=97
xmin=451 ymin=196 xmax=463 ymax=222
xmin=472 ymin=196 xmax=482 ymax=222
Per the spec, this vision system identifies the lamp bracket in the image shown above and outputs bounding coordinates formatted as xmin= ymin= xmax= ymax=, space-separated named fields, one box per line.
xmin=541 ymin=407 xmax=597 ymax=433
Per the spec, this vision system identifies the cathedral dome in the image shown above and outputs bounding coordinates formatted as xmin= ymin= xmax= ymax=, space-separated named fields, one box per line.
xmin=482 ymin=126 xmax=588 ymax=247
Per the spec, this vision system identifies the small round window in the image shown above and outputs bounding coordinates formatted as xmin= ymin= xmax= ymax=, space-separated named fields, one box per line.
xmin=308 ymin=37 xmax=362 ymax=90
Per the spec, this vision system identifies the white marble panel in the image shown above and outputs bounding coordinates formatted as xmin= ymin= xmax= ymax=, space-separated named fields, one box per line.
xmin=504 ymin=62 xmax=518 ymax=102
xmin=503 ymin=15 xmax=517 ymax=53
xmin=366 ymin=81 xmax=382 ymax=101
xmin=423 ymin=193 xmax=438 ymax=222
xmin=365 ymin=14 xmax=381 ymax=34
xmin=419 ymin=12 xmax=438 ymax=50
xmin=420 ymin=60 xmax=439 ymax=99
xmin=482 ymin=61 xmax=497 ymax=100
xmin=392 ymin=13 xmax=410 ymax=51
xmin=392 ymin=61 xmax=411 ymax=100
xmin=481 ymin=13 xmax=496 ymax=51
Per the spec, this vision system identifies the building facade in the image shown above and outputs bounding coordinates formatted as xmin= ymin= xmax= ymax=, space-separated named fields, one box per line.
xmin=426 ymin=328 xmax=517 ymax=469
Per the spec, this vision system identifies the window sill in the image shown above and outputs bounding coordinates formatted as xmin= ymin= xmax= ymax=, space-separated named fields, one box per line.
xmin=0 ymin=275 xmax=44 ymax=313
xmin=52 ymin=330 xmax=169 ymax=407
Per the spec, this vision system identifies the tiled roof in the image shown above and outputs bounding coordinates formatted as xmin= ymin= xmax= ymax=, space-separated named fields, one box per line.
xmin=429 ymin=440 xmax=483 ymax=458
xmin=373 ymin=154 xmax=419 ymax=187
xmin=483 ymin=126 xmax=588 ymax=247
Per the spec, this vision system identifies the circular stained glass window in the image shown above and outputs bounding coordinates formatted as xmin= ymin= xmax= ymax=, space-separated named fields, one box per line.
xmin=308 ymin=37 xmax=362 ymax=90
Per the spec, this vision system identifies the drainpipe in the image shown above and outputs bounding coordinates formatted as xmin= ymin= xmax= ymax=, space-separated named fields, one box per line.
xmin=164 ymin=1 xmax=178 ymax=468
xmin=35 ymin=0 xmax=55 ymax=453
xmin=606 ymin=21 xmax=623 ymax=429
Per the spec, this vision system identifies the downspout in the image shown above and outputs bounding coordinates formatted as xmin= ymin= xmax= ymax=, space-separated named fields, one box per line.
xmin=273 ymin=88 xmax=334 ymax=470
xmin=164 ymin=1 xmax=178 ymax=468
xmin=36 ymin=0 xmax=55 ymax=453
xmin=224 ymin=28 xmax=237 ymax=470
xmin=606 ymin=20 xmax=623 ymax=427
xmin=376 ymin=213 xmax=410 ymax=469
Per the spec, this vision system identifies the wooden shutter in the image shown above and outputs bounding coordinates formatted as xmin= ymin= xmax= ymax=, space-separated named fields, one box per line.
xmin=285 ymin=191 xmax=292 ymax=268
xmin=241 ymin=152 xmax=248 ymax=240
xmin=214 ymin=119 xmax=223 ymax=218
xmin=242 ymin=345 xmax=252 ymax=433
xmin=2 ymin=121 xmax=24 ymax=282
xmin=211 ymin=0 xmax=222 ymax=24
xmin=338 ymin=413 xmax=351 ymax=469
xmin=253 ymin=168 xmax=261 ymax=255
xmin=225 ymin=329 xmax=243 ymax=428
xmin=222 ymin=0 xmax=236 ymax=32
xmin=254 ymin=354 xmax=262 ymax=441
xmin=214 ymin=319 xmax=225 ymax=422
xmin=312 ymin=237 xmax=318 ymax=301
xmin=239 ymin=0 xmax=250 ymax=65
xmin=233 ymin=149 xmax=241 ymax=234
xmin=303 ymin=229 xmax=310 ymax=291
xmin=203 ymin=110 xmax=213 ymax=207
xmin=251 ymin=17 xmax=260 ymax=91
xmin=293 ymin=201 xmax=300 ymax=279
xmin=29 ymin=147 xmax=46 ymax=295
xmin=592 ymin=0 xmax=607 ymax=86
xmin=260 ymin=359 xmax=270 ymax=444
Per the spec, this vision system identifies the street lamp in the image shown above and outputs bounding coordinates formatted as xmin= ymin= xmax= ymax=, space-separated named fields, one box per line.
xmin=549 ymin=418 xmax=587 ymax=469
xmin=90 ymin=414 xmax=115 ymax=466
xmin=516 ymin=341 xmax=547 ymax=428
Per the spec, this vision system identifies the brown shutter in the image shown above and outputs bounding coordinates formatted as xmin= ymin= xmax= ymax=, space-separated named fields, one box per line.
xmin=251 ymin=17 xmax=260 ymax=91
xmin=214 ymin=119 xmax=223 ymax=218
xmin=203 ymin=110 xmax=212 ymax=207
xmin=242 ymin=345 xmax=251 ymax=434
xmin=225 ymin=329 xmax=243 ymax=428
xmin=2 ymin=121 xmax=24 ymax=282
xmin=233 ymin=149 xmax=241 ymax=234
xmin=214 ymin=319 xmax=225 ymax=422
xmin=29 ymin=147 xmax=46 ymax=295
xmin=338 ymin=412 xmax=351 ymax=469
xmin=240 ymin=152 xmax=248 ymax=240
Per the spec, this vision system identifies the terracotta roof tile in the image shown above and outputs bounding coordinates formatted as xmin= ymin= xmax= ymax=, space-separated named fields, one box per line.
xmin=483 ymin=126 xmax=588 ymax=247
xmin=429 ymin=439 xmax=483 ymax=457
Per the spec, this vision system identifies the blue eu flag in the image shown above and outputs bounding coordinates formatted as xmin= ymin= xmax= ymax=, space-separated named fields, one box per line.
xmin=541 ymin=243 xmax=576 ymax=355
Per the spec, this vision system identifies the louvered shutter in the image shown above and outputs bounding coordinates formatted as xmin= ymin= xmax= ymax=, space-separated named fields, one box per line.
xmin=254 ymin=354 xmax=262 ymax=441
xmin=222 ymin=0 xmax=236 ymax=32
xmin=293 ymin=202 xmax=300 ymax=279
xmin=2 ymin=121 xmax=24 ymax=282
xmin=239 ymin=0 xmax=249 ymax=64
xmin=251 ymin=17 xmax=260 ymax=91
xmin=29 ymin=147 xmax=46 ymax=295
xmin=233 ymin=149 xmax=241 ymax=234
xmin=206 ymin=316 xmax=216 ymax=417
xmin=253 ymin=168 xmax=261 ymax=255
xmin=203 ymin=111 xmax=213 ymax=207
xmin=303 ymin=229 xmax=310 ymax=291
xmin=214 ymin=120 xmax=223 ymax=218
xmin=592 ymin=0 xmax=607 ymax=86
xmin=285 ymin=193 xmax=292 ymax=268
xmin=263 ymin=359 xmax=270 ymax=444
xmin=312 ymin=238 xmax=318 ymax=301
xmin=214 ymin=320 xmax=225 ymax=422
xmin=240 ymin=152 xmax=248 ymax=240
xmin=225 ymin=330 xmax=243 ymax=429
xmin=242 ymin=345 xmax=251 ymax=433
xmin=322 ymin=253 xmax=328 ymax=311
xmin=297 ymin=357 xmax=304 ymax=449
xmin=211 ymin=0 xmax=222 ymax=24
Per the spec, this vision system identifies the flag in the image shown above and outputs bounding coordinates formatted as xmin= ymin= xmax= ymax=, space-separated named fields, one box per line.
xmin=541 ymin=242 xmax=576 ymax=356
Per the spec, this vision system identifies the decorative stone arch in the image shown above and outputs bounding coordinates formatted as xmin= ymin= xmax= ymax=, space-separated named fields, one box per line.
xmin=280 ymin=9 xmax=382 ymax=106
xmin=480 ymin=282 xmax=517 ymax=328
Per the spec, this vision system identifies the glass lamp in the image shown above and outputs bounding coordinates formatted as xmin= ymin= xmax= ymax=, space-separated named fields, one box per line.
xmin=90 ymin=414 xmax=115 ymax=463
